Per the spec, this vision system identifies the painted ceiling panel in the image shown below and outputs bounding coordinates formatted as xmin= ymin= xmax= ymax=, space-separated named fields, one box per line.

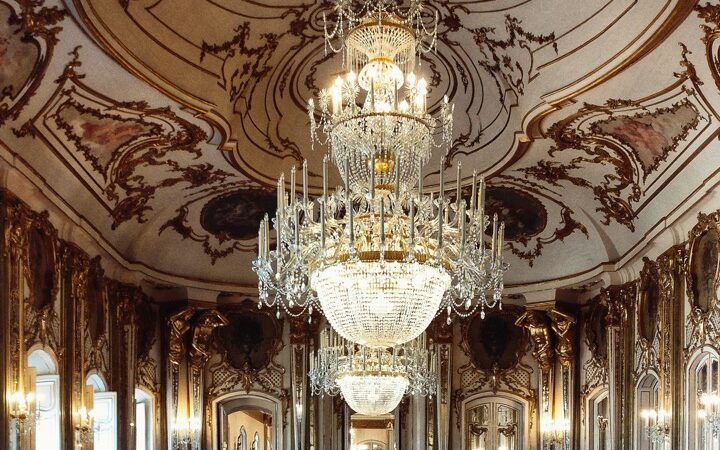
xmin=1 ymin=0 xmax=719 ymax=295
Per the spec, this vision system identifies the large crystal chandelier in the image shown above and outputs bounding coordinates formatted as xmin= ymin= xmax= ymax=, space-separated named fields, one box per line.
xmin=309 ymin=327 xmax=436 ymax=415
xmin=253 ymin=0 xmax=507 ymax=348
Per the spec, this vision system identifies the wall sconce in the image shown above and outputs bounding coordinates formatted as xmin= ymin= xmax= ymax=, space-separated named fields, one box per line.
xmin=640 ymin=409 xmax=671 ymax=445
xmin=700 ymin=393 xmax=720 ymax=436
xmin=173 ymin=416 xmax=201 ymax=449
xmin=9 ymin=367 xmax=37 ymax=436
xmin=8 ymin=391 xmax=37 ymax=435
xmin=74 ymin=406 xmax=95 ymax=447
xmin=74 ymin=385 xmax=95 ymax=449
xmin=541 ymin=416 xmax=569 ymax=449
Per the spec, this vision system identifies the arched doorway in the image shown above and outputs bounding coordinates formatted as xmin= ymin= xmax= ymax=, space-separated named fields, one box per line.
xmin=28 ymin=349 xmax=60 ymax=450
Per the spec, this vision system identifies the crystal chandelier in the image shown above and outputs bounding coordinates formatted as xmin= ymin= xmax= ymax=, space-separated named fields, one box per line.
xmin=74 ymin=406 xmax=95 ymax=446
xmin=309 ymin=327 xmax=436 ymax=415
xmin=253 ymin=0 xmax=507 ymax=348
xmin=700 ymin=393 xmax=720 ymax=435
xmin=541 ymin=416 xmax=569 ymax=449
xmin=172 ymin=416 xmax=201 ymax=450
xmin=9 ymin=390 xmax=37 ymax=436
xmin=640 ymin=408 xmax=671 ymax=445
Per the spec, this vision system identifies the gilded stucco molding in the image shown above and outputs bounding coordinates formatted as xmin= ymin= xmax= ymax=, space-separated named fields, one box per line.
xmin=685 ymin=211 xmax=720 ymax=360
xmin=455 ymin=308 xmax=535 ymax=431
xmin=0 ymin=0 xmax=67 ymax=126
xmin=515 ymin=309 xmax=554 ymax=375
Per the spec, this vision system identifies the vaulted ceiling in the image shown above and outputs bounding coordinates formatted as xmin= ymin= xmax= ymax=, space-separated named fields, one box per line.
xmin=1 ymin=0 xmax=719 ymax=298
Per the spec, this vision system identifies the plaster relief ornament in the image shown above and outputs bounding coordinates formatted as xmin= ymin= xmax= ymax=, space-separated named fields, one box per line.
xmin=253 ymin=0 xmax=507 ymax=350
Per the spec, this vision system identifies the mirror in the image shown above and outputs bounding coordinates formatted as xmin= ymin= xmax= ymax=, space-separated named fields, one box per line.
xmin=226 ymin=410 xmax=272 ymax=450
xmin=350 ymin=413 xmax=395 ymax=450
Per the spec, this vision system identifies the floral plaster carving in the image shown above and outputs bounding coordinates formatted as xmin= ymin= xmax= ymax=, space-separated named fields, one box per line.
xmin=0 ymin=0 xmax=66 ymax=125
xmin=696 ymin=3 xmax=720 ymax=88
xmin=685 ymin=211 xmax=720 ymax=360
xmin=16 ymin=48 xmax=233 ymax=229
xmin=159 ymin=184 xmax=276 ymax=263
xmin=519 ymin=62 xmax=706 ymax=230
xmin=205 ymin=301 xmax=288 ymax=428
xmin=455 ymin=307 xmax=535 ymax=429
xmin=457 ymin=179 xmax=588 ymax=265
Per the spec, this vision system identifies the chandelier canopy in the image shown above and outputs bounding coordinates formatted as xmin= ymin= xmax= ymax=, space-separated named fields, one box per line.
xmin=253 ymin=0 xmax=508 ymax=348
xmin=309 ymin=328 xmax=436 ymax=416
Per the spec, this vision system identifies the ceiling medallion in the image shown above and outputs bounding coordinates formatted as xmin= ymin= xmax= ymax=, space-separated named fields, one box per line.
xmin=253 ymin=0 xmax=508 ymax=347
xmin=309 ymin=328 xmax=436 ymax=416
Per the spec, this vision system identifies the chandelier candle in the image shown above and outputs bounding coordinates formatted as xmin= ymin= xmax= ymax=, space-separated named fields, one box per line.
xmin=253 ymin=0 xmax=508 ymax=348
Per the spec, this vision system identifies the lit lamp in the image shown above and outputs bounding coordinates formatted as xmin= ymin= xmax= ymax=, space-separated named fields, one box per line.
xmin=9 ymin=367 xmax=38 ymax=436
xmin=541 ymin=416 xmax=569 ymax=449
xmin=700 ymin=393 xmax=720 ymax=435
xmin=173 ymin=416 xmax=201 ymax=449
xmin=640 ymin=408 xmax=671 ymax=445
xmin=74 ymin=385 xmax=95 ymax=448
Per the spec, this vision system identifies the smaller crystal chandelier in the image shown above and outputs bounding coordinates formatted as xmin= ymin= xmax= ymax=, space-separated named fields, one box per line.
xmin=700 ymin=393 xmax=720 ymax=435
xmin=541 ymin=416 xmax=569 ymax=449
xmin=640 ymin=408 xmax=671 ymax=445
xmin=173 ymin=416 xmax=201 ymax=449
xmin=309 ymin=327 xmax=436 ymax=415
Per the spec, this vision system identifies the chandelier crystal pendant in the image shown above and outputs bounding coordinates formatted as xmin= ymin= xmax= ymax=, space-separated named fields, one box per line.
xmin=253 ymin=0 xmax=507 ymax=348
xmin=309 ymin=327 xmax=436 ymax=416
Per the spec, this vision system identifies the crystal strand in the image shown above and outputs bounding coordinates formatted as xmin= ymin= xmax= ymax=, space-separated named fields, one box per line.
xmin=370 ymin=155 xmax=376 ymax=200
xmin=349 ymin=191 xmax=355 ymax=246
xmin=418 ymin=159 xmax=423 ymax=199
xmin=380 ymin=197 xmax=385 ymax=252
xmin=395 ymin=154 xmax=401 ymax=198
xmin=409 ymin=197 xmax=415 ymax=246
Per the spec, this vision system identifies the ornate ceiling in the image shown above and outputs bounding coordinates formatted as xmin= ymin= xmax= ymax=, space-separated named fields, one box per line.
xmin=1 ymin=0 xmax=720 ymax=298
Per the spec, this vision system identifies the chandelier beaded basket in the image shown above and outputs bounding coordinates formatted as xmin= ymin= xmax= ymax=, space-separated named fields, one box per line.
xmin=253 ymin=0 xmax=507 ymax=349
xmin=309 ymin=328 xmax=436 ymax=415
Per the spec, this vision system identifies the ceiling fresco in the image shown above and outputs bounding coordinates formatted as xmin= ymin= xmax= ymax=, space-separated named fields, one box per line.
xmin=0 ymin=0 xmax=719 ymax=297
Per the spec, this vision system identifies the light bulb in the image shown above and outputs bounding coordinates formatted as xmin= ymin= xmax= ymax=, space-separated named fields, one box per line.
xmin=417 ymin=78 xmax=427 ymax=92
xmin=406 ymin=72 xmax=416 ymax=86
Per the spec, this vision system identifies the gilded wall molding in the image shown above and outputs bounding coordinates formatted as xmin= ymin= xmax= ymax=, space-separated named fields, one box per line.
xmin=695 ymin=3 xmax=720 ymax=89
xmin=455 ymin=307 xmax=535 ymax=430
xmin=685 ymin=211 xmax=720 ymax=360
xmin=204 ymin=301 xmax=289 ymax=429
